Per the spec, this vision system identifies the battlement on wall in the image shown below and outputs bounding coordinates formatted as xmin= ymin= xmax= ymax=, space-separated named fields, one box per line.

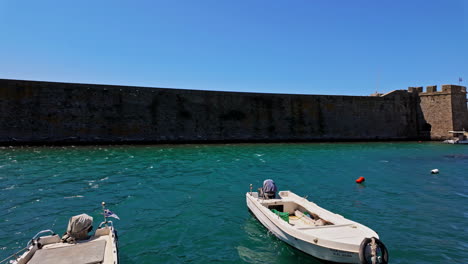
xmin=408 ymin=84 xmax=467 ymax=94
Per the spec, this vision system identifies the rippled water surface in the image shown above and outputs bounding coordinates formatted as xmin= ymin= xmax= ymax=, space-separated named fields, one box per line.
xmin=1 ymin=143 xmax=467 ymax=263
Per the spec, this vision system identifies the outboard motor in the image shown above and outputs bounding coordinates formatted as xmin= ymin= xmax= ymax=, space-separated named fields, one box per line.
xmin=359 ymin=237 xmax=389 ymax=264
xmin=61 ymin=214 xmax=93 ymax=243
xmin=262 ymin=179 xmax=277 ymax=199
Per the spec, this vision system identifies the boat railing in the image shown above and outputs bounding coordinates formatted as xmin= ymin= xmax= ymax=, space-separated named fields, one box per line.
xmin=27 ymin=229 xmax=55 ymax=247
xmin=0 ymin=247 xmax=28 ymax=264
xmin=99 ymin=220 xmax=114 ymax=229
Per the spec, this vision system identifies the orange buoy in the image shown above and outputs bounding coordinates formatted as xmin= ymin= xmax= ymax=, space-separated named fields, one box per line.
xmin=356 ymin=177 xmax=365 ymax=183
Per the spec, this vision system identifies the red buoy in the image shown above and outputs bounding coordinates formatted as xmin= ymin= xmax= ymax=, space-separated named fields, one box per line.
xmin=356 ymin=177 xmax=365 ymax=183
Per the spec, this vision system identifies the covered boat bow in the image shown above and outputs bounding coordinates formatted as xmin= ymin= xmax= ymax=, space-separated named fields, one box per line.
xmin=5 ymin=202 xmax=119 ymax=264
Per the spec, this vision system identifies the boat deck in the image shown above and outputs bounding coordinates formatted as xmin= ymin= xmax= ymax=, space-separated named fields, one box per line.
xmin=289 ymin=216 xmax=370 ymax=244
xmin=251 ymin=192 xmax=379 ymax=245
xmin=26 ymin=230 xmax=115 ymax=264
xmin=29 ymin=239 xmax=106 ymax=264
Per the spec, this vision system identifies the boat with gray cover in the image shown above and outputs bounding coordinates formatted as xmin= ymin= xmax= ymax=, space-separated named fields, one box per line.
xmin=2 ymin=202 xmax=118 ymax=264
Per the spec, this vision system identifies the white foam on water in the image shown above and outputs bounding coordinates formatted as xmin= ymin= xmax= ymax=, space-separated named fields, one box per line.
xmin=64 ymin=195 xmax=84 ymax=199
xmin=455 ymin=192 xmax=468 ymax=198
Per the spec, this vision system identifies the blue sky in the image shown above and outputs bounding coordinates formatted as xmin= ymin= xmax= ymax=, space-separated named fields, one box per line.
xmin=0 ymin=0 xmax=466 ymax=95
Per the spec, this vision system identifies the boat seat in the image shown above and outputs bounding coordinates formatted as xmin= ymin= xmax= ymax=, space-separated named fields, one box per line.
xmin=28 ymin=239 xmax=106 ymax=264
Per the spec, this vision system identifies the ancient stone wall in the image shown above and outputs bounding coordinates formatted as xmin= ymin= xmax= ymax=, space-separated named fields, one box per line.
xmin=0 ymin=79 xmax=426 ymax=144
xmin=417 ymin=85 xmax=467 ymax=140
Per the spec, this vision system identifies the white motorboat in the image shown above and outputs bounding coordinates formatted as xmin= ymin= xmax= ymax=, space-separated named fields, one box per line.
xmin=443 ymin=139 xmax=468 ymax=144
xmin=443 ymin=130 xmax=468 ymax=144
xmin=246 ymin=186 xmax=388 ymax=264
xmin=3 ymin=202 xmax=119 ymax=264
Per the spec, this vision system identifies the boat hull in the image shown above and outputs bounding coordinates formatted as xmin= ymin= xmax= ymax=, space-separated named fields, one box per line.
xmin=247 ymin=194 xmax=360 ymax=263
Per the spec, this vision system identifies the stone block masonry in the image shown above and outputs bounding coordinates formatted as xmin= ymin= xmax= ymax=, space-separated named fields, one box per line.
xmin=417 ymin=84 xmax=468 ymax=139
xmin=0 ymin=79 xmax=464 ymax=144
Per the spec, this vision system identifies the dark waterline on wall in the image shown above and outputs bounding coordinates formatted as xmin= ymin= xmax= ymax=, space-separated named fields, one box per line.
xmin=0 ymin=138 xmax=427 ymax=147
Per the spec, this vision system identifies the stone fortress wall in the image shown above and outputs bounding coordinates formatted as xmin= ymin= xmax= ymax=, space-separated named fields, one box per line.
xmin=0 ymin=79 xmax=466 ymax=144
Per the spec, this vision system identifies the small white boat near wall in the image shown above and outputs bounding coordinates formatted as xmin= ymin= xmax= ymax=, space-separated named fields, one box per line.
xmin=4 ymin=202 xmax=119 ymax=264
xmin=246 ymin=186 xmax=388 ymax=264
xmin=443 ymin=130 xmax=468 ymax=144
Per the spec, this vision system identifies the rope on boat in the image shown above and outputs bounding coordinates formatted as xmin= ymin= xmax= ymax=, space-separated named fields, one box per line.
xmin=0 ymin=247 xmax=28 ymax=264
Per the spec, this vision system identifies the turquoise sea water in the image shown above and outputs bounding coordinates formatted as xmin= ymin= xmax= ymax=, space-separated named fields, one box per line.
xmin=0 ymin=143 xmax=467 ymax=264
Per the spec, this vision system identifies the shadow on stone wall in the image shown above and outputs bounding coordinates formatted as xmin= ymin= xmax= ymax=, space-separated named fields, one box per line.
xmin=414 ymin=93 xmax=432 ymax=140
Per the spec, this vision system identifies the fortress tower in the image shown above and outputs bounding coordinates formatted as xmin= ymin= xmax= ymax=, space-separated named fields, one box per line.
xmin=410 ymin=85 xmax=468 ymax=140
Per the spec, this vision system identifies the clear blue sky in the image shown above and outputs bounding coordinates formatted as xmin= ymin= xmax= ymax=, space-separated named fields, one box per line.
xmin=0 ymin=0 xmax=466 ymax=95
